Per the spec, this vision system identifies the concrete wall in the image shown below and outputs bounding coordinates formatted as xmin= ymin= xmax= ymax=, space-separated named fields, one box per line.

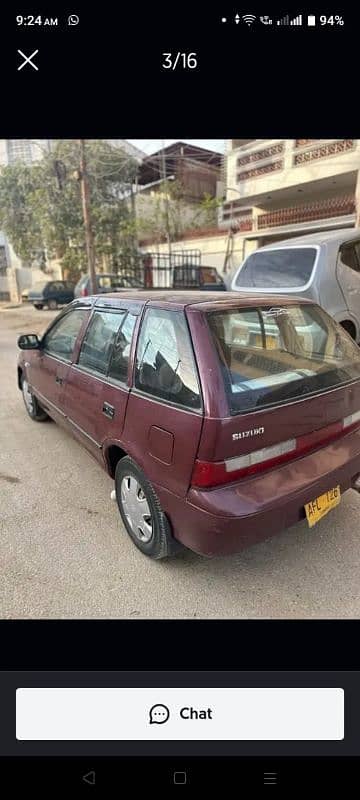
xmin=143 ymin=231 xmax=260 ymax=276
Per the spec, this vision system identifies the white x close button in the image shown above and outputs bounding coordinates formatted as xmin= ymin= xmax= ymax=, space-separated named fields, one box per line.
xmin=17 ymin=49 xmax=39 ymax=71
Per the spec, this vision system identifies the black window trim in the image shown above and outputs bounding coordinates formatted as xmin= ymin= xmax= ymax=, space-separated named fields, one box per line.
xmin=134 ymin=306 xmax=203 ymax=413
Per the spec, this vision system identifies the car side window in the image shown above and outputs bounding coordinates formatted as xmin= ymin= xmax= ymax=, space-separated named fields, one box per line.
xmin=43 ymin=309 xmax=89 ymax=361
xmin=108 ymin=312 xmax=137 ymax=383
xmin=78 ymin=310 xmax=125 ymax=375
xmin=135 ymin=308 xmax=201 ymax=409
xmin=339 ymin=243 xmax=360 ymax=272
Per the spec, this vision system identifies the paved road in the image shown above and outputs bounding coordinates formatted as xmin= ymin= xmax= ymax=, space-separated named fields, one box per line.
xmin=1 ymin=304 xmax=360 ymax=618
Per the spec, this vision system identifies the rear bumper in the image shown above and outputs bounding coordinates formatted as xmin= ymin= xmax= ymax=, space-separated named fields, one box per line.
xmin=156 ymin=429 xmax=360 ymax=556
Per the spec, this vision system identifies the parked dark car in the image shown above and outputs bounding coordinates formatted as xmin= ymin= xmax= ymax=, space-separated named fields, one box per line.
xmin=28 ymin=280 xmax=75 ymax=310
xmin=172 ymin=265 xmax=226 ymax=291
xmin=17 ymin=291 xmax=360 ymax=559
xmin=74 ymin=273 xmax=142 ymax=298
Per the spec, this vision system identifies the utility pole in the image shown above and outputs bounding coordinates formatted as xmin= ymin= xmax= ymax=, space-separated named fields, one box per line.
xmin=160 ymin=141 xmax=172 ymax=265
xmin=79 ymin=139 xmax=97 ymax=294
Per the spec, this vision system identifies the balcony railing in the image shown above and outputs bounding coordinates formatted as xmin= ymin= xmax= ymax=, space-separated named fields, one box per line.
xmin=232 ymin=139 xmax=357 ymax=186
xmin=221 ymin=194 xmax=356 ymax=233
xmin=237 ymin=142 xmax=285 ymax=167
xmin=293 ymin=139 xmax=355 ymax=166
xmin=237 ymin=160 xmax=284 ymax=182
xmin=257 ymin=195 xmax=355 ymax=229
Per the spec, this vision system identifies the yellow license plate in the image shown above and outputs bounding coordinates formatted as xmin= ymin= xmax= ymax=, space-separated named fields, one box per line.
xmin=305 ymin=486 xmax=341 ymax=528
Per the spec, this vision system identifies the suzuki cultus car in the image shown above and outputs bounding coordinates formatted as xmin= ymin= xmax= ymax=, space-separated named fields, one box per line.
xmin=17 ymin=291 xmax=360 ymax=559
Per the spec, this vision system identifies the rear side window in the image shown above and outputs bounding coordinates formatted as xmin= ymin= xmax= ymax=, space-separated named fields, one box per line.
xmin=207 ymin=304 xmax=360 ymax=414
xmin=339 ymin=242 xmax=360 ymax=272
xmin=135 ymin=308 xmax=201 ymax=409
xmin=235 ymin=248 xmax=317 ymax=288
xmin=108 ymin=313 xmax=137 ymax=383
xmin=78 ymin=310 xmax=125 ymax=374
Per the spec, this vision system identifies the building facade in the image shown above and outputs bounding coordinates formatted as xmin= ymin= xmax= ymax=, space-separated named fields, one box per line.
xmin=143 ymin=139 xmax=360 ymax=276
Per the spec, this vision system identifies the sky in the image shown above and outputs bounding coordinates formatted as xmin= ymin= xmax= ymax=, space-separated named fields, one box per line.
xmin=126 ymin=139 xmax=226 ymax=155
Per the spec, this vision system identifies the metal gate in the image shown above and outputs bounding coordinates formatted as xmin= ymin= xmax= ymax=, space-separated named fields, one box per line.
xmin=116 ymin=249 xmax=202 ymax=289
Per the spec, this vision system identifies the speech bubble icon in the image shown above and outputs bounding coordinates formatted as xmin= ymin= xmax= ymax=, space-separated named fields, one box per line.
xmin=149 ymin=704 xmax=170 ymax=725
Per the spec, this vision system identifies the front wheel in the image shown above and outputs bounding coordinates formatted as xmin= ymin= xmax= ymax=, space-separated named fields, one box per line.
xmin=115 ymin=456 xmax=182 ymax=559
xmin=34 ymin=304 xmax=43 ymax=310
xmin=47 ymin=299 xmax=58 ymax=310
xmin=21 ymin=376 xmax=49 ymax=421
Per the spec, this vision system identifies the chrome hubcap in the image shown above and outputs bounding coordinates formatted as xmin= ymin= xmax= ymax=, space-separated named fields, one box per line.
xmin=22 ymin=379 xmax=34 ymax=413
xmin=120 ymin=476 xmax=153 ymax=543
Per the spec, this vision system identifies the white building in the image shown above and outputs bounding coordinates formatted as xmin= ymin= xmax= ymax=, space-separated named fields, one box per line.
xmin=143 ymin=139 xmax=360 ymax=276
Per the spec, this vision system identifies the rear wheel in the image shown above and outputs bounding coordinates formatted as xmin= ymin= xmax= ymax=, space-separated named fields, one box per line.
xmin=47 ymin=299 xmax=58 ymax=310
xmin=34 ymin=304 xmax=43 ymax=310
xmin=115 ymin=456 xmax=182 ymax=559
xmin=21 ymin=376 xmax=49 ymax=421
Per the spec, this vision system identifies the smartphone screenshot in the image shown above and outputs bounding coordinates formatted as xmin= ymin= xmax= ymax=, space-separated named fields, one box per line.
xmin=0 ymin=4 xmax=359 ymax=791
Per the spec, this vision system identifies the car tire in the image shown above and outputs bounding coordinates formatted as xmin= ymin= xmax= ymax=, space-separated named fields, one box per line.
xmin=21 ymin=376 xmax=49 ymax=421
xmin=48 ymin=299 xmax=58 ymax=310
xmin=115 ymin=456 xmax=182 ymax=559
xmin=34 ymin=304 xmax=43 ymax=310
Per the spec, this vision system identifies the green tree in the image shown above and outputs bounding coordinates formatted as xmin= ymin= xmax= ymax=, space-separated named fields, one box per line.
xmin=136 ymin=179 xmax=221 ymax=244
xmin=0 ymin=140 xmax=139 ymax=281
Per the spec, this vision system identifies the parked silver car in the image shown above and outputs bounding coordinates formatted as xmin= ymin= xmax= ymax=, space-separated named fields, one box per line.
xmin=231 ymin=228 xmax=360 ymax=341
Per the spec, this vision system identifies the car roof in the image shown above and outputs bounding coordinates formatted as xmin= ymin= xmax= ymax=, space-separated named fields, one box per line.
xmin=81 ymin=289 xmax=314 ymax=311
xmin=255 ymin=227 xmax=359 ymax=251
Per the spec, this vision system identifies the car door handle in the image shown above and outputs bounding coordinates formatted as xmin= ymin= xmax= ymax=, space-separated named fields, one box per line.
xmin=102 ymin=401 xmax=115 ymax=419
xmin=55 ymin=376 xmax=64 ymax=385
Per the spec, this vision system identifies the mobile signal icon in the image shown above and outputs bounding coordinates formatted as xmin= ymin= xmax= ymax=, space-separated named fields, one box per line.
xmin=242 ymin=14 xmax=256 ymax=26
xmin=290 ymin=14 xmax=302 ymax=25
xmin=277 ymin=14 xmax=290 ymax=25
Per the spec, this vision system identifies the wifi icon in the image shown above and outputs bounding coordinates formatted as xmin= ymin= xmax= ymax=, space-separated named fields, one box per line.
xmin=242 ymin=14 xmax=256 ymax=26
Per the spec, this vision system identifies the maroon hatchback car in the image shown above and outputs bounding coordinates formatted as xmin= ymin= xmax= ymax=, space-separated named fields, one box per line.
xmin=17 ymin=291 xmax=360 ymax=559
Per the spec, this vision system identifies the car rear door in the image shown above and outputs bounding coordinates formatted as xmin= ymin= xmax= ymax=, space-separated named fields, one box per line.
xmin=122 ymin=306 xmax=204 ymax=497
xmin=63 ymin=303 xmax=138 ymax=459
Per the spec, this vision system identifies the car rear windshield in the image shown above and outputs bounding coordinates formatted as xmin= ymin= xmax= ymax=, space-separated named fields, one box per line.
xmin=207 ymin=304 xmax=360 ymax=414
xmin=235 ymin=248 xmax=317 ymax=288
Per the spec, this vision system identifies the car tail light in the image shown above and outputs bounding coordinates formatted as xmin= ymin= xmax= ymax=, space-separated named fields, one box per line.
xmin=191 ymin=411 xmax=360 ymax=489
xmin=80 ymin=287 xmax=88 ymax=297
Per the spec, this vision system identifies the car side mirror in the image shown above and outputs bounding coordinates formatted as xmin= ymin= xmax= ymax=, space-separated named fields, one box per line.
xmin=17 ymin=333 xmax=41 ymax=350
